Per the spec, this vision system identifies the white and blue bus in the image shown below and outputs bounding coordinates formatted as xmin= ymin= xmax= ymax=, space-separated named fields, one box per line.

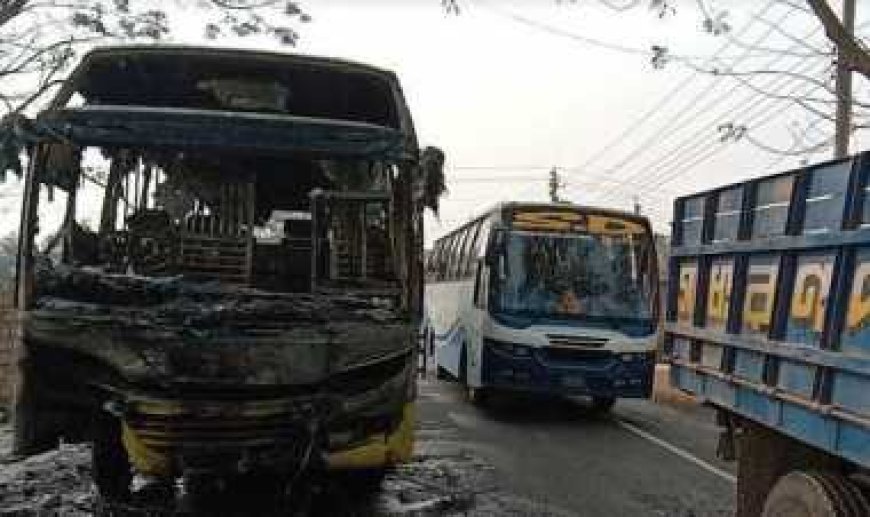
xmin=424 ymin=202 xmax=660 ymax=410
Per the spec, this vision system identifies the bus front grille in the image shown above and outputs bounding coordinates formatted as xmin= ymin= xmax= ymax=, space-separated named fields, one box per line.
xmin=538 ymin=347 xmax=614 ymax=366
xmin=547 ymin=334 xmax=609 ymax=348
xmin=124 ymin=395 xmax=322 ymax=450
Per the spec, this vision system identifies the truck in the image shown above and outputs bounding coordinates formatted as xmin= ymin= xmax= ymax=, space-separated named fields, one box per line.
xmin=665 ymin=151 xmax=870 ymax=516
xmin=0 ymin=45 xmax=443 ymax=507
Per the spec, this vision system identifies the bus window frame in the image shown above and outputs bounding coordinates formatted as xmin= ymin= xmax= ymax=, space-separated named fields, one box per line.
xmin=460 ymin=219 xmax=484 ymax=278
xmin=446 ymin=230 xmax=467 ymax=280
xmin=437 ymin=235 xmax=454 ymax=281
xmin=473 ymin=260 xmax=487 ymax=309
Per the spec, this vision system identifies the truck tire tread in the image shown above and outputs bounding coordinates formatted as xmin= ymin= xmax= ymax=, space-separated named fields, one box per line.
xmin=762 ymin=471 xmax=838 ymax=517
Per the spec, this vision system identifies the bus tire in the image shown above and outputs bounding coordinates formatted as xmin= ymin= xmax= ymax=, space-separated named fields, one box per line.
xmin=467 ymin=386 xmax=489 ymax=407
xmin=590 ymin=396 xmax=616 ymax=414
xmin=761 ymin=471 xmax=868 ymax=517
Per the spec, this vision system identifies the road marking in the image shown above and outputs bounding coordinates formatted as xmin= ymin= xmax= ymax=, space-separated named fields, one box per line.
xmin=615 ymin=419 xmax=737 ymax=484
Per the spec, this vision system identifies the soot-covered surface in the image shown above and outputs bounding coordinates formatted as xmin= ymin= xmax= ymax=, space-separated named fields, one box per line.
xmin=0 ymin=415 xmax=565 ymax=516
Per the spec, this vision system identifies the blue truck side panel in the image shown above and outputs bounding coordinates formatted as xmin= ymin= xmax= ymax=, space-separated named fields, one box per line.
xmin=665 ymin=152 xmax=870 ymax=470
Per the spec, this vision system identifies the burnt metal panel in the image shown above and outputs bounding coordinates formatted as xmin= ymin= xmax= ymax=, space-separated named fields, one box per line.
xmin=35 ymin=106 xmax=410 ymax=160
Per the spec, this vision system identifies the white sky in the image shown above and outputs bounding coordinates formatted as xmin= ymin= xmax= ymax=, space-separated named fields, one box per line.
xmin=242 ymin=0 xmax=870 ymax=243
xmin=4 ymin=0 xmax=870 ymax=245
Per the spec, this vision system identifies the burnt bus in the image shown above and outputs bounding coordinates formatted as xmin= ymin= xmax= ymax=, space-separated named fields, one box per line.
xmin=4 ymin=46 xmax=439 ymax=499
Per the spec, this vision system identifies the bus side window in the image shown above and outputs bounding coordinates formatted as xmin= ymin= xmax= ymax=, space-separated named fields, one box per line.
xmin=438 ymin=236 xmax=453 ymax=281
xmin=449 ymin=227 xmax=470 ymax=280
xmin=476 ymin=219 xmax=492 ymax=260
xmin=461 ymin=220 xmax=483 ymax=278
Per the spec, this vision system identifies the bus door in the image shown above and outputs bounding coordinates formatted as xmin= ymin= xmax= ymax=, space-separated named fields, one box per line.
xmin=464 ymin=257 xmax=491 ymax=387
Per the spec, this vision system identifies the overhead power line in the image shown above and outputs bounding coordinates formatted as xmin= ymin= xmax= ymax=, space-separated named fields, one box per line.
xmin=613 ymin=57 xmax=831 ymax=196
xmin=518 ymin=1 xmax=788 ymax=204
xmin=473 ymin=0 xmax=784 ymax=63
xmin=586 ymin=11 xmax=823 ymax=204
xmin=633 ymin=66 xmax=834 ymax=198
xmin=561 ymin=0 xmax=780 ymax=174
xmin=596 ymin=62 xmax=828 ymax=204
xmin=582 ymin=5 xmax=802 ymax=203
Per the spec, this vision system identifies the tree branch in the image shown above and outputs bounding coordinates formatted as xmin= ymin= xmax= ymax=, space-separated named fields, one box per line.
xmin=806 ymin=0 xmax=870 ymax=80
xmin=0 ymin=0 xmax=28 ymax=27
xmin=743 ymin=131 xmax=832 ymax=156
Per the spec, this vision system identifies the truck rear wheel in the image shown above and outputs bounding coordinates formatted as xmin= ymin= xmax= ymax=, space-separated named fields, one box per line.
xmin=762 ymin=471 xmax=869 ymax=517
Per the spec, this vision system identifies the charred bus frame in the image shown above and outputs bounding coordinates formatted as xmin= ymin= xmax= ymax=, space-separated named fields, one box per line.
xmin=4 ymin=46 xmax=438 ymax=500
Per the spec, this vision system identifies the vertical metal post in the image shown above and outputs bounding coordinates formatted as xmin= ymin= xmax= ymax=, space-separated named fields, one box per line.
xmin=834 ymin=0 xmax=856 ymax=159
xmin=245 ymin=180 xmax=256 ymax=285
xmin=310 ymin=191 xmax=319 ymax=292
xmin=359 ymin=201 xmax=367 ymax=280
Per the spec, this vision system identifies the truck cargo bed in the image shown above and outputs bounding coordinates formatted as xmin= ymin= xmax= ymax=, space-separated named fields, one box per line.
xmin=665 ymin=152 xmax=870 ymax=468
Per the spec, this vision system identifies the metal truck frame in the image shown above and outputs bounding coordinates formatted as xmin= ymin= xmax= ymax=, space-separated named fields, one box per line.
xmin=665 ymin=152 xmax=870 ymax=516
xmin=3 ymin=45 xmax=440 ymax=503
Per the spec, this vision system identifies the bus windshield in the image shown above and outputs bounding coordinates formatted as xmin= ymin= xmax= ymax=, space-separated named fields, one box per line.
xmin=495 ymin=230 xmax=655 ymax=325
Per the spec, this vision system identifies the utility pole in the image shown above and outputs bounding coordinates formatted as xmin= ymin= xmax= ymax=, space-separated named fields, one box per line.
xmin=548 ymin=167 xmax=562 ymax=203
xmin=834 ymin=0 xmax=855 ymax=159
xmin=633 ymin=196 xmax=641 ymax=215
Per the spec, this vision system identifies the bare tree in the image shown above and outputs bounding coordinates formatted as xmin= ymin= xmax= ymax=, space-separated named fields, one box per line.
xmin=0 ymin=0 xmax=310 ymax=114
xmin=0 ymin=0 xmax=309 ymax=177
xmin=806 ymin=0 xmax=870 ymax=80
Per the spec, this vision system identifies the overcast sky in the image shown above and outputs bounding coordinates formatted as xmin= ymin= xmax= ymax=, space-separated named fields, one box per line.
xmin=4 ymin=0 xmax=870 ymax=245
xmin=292 ymin=0 xmax=870 ymax=243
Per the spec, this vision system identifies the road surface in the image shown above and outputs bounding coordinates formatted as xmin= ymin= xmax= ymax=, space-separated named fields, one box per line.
xmin=415 ymin=373 xmax=737 ymax=516
xmin=0 ymin=374 xmax=737 ymax=516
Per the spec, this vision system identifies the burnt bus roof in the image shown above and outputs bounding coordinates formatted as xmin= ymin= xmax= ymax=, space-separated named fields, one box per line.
xmin=35 ymin=45 xmax=418 ymax=159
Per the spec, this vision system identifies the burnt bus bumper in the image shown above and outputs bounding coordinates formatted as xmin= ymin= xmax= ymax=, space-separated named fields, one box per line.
xmin=480 ymin=339 xmax=655 ymax=398
xmin=22 ymin=312 xmax=417 ymax=475
xmin=116 ymin=353 xmax=415 ymax=477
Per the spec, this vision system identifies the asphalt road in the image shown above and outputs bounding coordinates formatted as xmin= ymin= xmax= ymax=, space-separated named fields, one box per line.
xmin=415 ymin=374 xmax=737 ymax=517
xmin=0 ymin=374 xmax=738 ymax=516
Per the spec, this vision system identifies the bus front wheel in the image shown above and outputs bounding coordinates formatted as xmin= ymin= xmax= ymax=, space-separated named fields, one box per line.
xmin=467 ymin=386 xmax=489 ymax=407
xmin=591 ymin=396 xmax=616 ymax=414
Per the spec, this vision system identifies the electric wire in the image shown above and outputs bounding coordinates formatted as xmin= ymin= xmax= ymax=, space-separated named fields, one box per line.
xmin=586 ymin=16 xmax=825 ymax=204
